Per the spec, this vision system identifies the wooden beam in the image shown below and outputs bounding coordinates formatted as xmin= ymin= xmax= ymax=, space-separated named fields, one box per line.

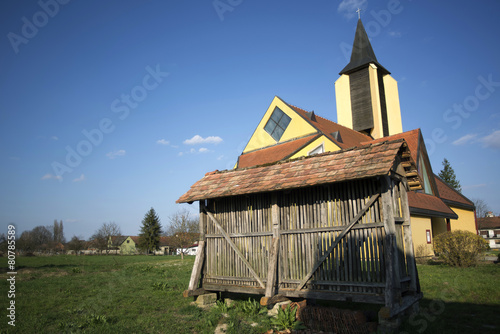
xmin=187 ymin=240 xmax=206 ymax=291
xmin=205 ymin=210 xmax=266 ymax=289
xmin=399 ymin=180 xmax=418 ymax=293
xmin=186 ymin=200 xmax=207 ymax=293
xmin=265 ymin=193 xmax=280 ymax=298
xmin=183 ymin=288 xmax=206 ymax=298
xmin=265 ymin=237 xmax=280 ymax=297
xmin=295 ymin=193 xmax=380 ymax=291
xmin=188 ymin=240 xmax=205 ymax=290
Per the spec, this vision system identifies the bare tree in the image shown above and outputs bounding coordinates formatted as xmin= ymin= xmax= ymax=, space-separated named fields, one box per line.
xmin=472 ymin=198 xmax=491 ymax=218
xmin=17 ymin=226 xmax=53 ymax=253
xmin=166 ymin=209 xmax=199 ymax=260
xmin=90 ymin=222 xmax=121 ymax=254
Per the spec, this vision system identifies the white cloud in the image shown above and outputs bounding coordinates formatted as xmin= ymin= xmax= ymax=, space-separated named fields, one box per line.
xmin=41 ymin=173 xmax=62 ymax=181
xmin=388 ymin=30 xmax=402 ymax=38
xmin=463 ymin=183 xmax=487 ymax=190
xmin=338 ymin=0 xmax=367 ymax=18
xmin=106 ymin=150 xmax=126 ymax=159
xmin=51 ymin=136 xmax=59 ymax=141
xmin=480 ymin=130 xmax=500 ymax=149
xmin=452 ymin=134 xmax=477 ymax=146
xmin=157 ymin=139 xmax=170 ymax=145
xmin=73 ymin=174 xmax=85 ymax=182
xmin=199 ymin=148 xmax=209 ymax=153
xmin=183 ymin=135 xmax=223 ymax=145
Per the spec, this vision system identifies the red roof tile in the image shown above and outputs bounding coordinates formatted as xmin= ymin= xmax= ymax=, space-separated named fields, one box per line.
xmin=407 ymin=191 xmax=458 ymax=219
xmin=434 ymin=175 xmax=474 ymax=209
xmin=177 ymin=140 xmax=407 ymax=203
xmin=477 ymin=217 xmax=500 ymax=230
xmin=238 ymin=134 xmax=319 ymax=168
xmin=362 ymin=129 xmax=420 ymax=163
xmin=287 ymin=103 xmax=373 ymax=149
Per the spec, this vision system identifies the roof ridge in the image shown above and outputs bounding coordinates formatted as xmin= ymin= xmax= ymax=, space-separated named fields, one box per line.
xmin=215 ymin=139 xmax=406 ymax=174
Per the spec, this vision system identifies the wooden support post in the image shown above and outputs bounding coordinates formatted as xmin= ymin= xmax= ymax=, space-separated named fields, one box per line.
xmin=381 ymin=175 xmax=402 ymax=311
xmin=265 ymin=194 xmax=280 ymax=298
xmin=205 ymin=209 xmax=266 ymax=289
xmin=295 ymin=193 xmax=380 ymax=291
xmin=399 ymin=179 xmax=418 ymax=293
xmin=187 ymin=200 xmax=208 ymax=292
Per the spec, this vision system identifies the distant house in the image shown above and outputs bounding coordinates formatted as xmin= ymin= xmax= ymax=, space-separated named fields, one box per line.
xmin=108 ymin=236 xmax=138 ymax=255
xmin=478 ymin=217 xmax=500 ymax=249
xmin=176 ymin=243 xmax=198 ymax=256
xmin=155 ymin=236 xmax=176 ymax=255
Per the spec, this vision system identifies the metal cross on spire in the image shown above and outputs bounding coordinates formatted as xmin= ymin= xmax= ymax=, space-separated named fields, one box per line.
xmin=356 ymin=8 xmax=362 ymax=19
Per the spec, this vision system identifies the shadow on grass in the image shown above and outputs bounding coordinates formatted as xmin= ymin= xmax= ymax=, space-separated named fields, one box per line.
xmin=400 ymin=299 xmax=499 ymax=334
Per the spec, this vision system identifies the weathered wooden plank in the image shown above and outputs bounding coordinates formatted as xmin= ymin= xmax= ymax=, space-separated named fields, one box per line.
xmin=205 ymin=210 xmax=266 ymax=289
xmin=295 ymin=193 xmax=381 ymax=291
xmin=188 ymin=240 xmax=206 ymax=291
xmin=265 ymin=237 xmax=280 ymax=297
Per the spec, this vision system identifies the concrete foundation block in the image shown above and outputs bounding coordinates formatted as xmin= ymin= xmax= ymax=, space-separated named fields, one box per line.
xmin=196 ymin=293 xmax=217 ymax=306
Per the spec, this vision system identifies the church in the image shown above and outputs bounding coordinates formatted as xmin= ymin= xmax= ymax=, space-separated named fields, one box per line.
xmin=233 ymin=18 xmax=476 ymax=256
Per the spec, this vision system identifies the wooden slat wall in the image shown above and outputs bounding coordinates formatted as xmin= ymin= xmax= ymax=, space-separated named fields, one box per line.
xmin=201 ymin=177 xmax=413 ymax=301
xmin=350 ymin=67 xmax=374 ymax=132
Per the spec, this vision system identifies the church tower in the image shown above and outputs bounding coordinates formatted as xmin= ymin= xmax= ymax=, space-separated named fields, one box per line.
xmin=335 ymin=19 xmax=403 ymax=139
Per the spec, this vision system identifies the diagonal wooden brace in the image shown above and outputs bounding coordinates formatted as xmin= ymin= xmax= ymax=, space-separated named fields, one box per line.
xmin=205 ymin=209 xmax=266 ymax=289
xmin=295 ymin=193 xmax=380 ymax=291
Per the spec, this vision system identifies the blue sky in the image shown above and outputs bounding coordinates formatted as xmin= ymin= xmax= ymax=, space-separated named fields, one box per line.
xmin=1 ymin=0 xmax=499 ymax=240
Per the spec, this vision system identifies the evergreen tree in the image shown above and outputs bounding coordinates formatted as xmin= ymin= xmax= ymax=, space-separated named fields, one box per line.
xmin=438 ymin=158 xmax=462 ymax=193
xmin=139 ymin=208 xmax=162 ymax=255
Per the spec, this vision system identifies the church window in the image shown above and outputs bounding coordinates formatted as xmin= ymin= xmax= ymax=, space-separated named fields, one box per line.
xmin=264 ymin=107 xmax=291 ymax=142
xmin=308 ymin=143 xmax=324 ymax=156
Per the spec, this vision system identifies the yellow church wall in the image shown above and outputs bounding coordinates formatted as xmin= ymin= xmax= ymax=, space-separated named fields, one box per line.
xmin=334 ymin=75 xmax=352 ymax=128
xmin=382 ymin=75 xmax=403 ymax=135
xmin=289 ymin=136 xmax=341 ymax=159
xmin=368 ymin=64 xmax=384 ymax=139
xmin=410 ymin=216 xmax=434 ymax=256
xmin=449 ymin=207 xmax=477 ymax=234
xmin=431 ymin=217 xmax=448 ymax=237
xmin=242 ymin=96 xmax=317 ymax=153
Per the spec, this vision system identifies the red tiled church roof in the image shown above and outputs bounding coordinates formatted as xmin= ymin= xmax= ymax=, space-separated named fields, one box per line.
xmin=434 ymin=175 xmax=474 ymax=209
xmin=177 ymin=140 xmax=409 ymax=203
xmin=286 ymin=103 xmax=373 ymax=149
xmin=407 ymin=191 xmax=458 ymax=219
xmin=362 ymin=128 xmax=420 ymax=163
xmin=238 ymin=134 xmax=319 ymax=168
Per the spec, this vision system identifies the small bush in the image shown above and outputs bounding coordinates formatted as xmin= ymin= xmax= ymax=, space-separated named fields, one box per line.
xmin=415 ymin=244 xmax=432 ymax=264
xmin=270 ymin=304 xmax=306 ymax=331
xmin=434 ymin=230 xmax=489 ymax=267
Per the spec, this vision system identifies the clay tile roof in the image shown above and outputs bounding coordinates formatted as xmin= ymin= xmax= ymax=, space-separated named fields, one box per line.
xmin=177 ymin=140 xmax=406 ymax=203
xmin=477 ymin=217 xmax=500 ymax=230
xmin=407 ymin=191 xmax=458 ymax=219
xmin=238 ymin=134 xmax=319 ymax=169
xmin=434 ymin=175 xmax=474 ymax=209
xmin=287 ymin=103 xmax=372 ymax=149
xmin=362 ymin=129 xmax=420 ymax=163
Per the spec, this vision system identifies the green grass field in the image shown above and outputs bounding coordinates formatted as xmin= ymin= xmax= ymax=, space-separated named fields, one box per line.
xmin=0 ymin=255 xmax=498 ymax=333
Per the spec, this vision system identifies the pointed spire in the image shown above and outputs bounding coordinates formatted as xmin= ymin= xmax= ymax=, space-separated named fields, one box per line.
xmin=339 ymin=19 xmax=389 ymax=75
